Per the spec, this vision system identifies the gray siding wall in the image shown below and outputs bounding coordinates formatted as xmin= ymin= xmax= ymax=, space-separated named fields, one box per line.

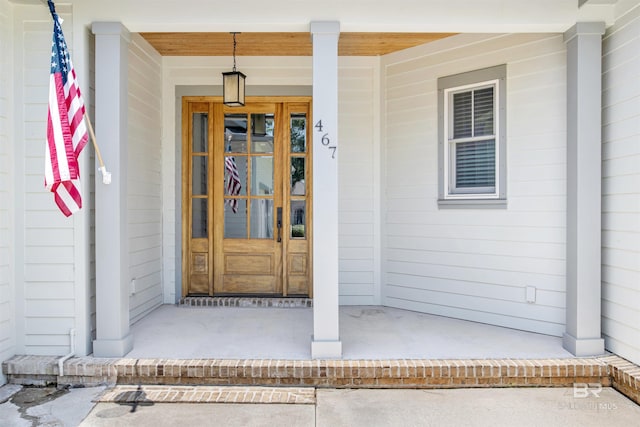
xmin=128 ymin=34 xmax=163 ymax=323
xmin=601 ymin=3 xmax=640 ymax=366
xmin=0 ymin=0 xmax=14 ymax=385
xmin=88 ymin=34 xmax=97 ymax=347
xmin=382 ymin=34 xmax=568 ymax=336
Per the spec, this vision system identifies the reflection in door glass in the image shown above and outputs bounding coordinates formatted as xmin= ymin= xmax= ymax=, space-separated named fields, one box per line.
xmin=291 ymin=157 xmax=305 ymax=196
xmin=252 ymin=114 xmax=274 ymax=153
xmin=192 ymin=113 xmax=208 ymax=153
xmin=224 ymin=199 xmax=247 ymax=238
xmin=252 ymin=156 xmax=274 ymax=196
xmin=290 ymin=114 xmax=306 ymax=153
xmin=192 ymin=198 xmax=207 ymax=238
xmin=192 ymin=156 xmax=207 ymax=195
xmin=224 ymin=156 xmax=247 ymax=196
xmin=291 ymin=200 xmax=306 ymax=239
xmin=225 ymin=114 xmax=248 ymax=153
xmin=251 ymin=199 xmax=273 ymax=239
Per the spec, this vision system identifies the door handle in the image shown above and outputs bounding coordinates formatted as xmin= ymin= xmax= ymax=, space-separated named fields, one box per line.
xmin=276 ymin=207 xmax=282 ymax=242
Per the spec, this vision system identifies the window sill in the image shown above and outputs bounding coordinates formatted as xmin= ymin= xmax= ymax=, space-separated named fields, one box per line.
xmin=438 ymin=199 xmax=507 ymax=209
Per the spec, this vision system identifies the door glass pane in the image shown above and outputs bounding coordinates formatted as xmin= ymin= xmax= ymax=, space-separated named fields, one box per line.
xmin=192 ymin=156 xmax=207 ymax=195
xmin=192 ymin=198 xmax=207 ymax=238
xmin=224 ymin=156 xmax=247 ymax=196
xmin=192 ymin=113 xmax=208 ymax=153
xmin=291 ymin=200 xmax=306 ymax=239
xmin=225 ymin=114 xmax=248 ymax=153
xmin=250 ymin=199 xmax=273 ymax=239
xmin=252 ymin=156 xmax=274 ymax=196
xmin=224 ymin=199 xmax=247 ymax=238
xmin=252 ymin=114 xmax=274 ymax=153
xmin=291 ymin=114 xmax=306 ymax=153
xmin=291 ymin=157 xmax=305 ymax=196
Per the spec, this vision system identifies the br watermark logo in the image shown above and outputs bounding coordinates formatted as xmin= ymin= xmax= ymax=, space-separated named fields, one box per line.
xmin=573 ymin=383 xmax=602 ymax=398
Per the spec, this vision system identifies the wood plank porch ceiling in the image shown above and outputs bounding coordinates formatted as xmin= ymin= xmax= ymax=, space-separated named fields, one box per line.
xmin=140 ymin=32 xmax=456 ymax=56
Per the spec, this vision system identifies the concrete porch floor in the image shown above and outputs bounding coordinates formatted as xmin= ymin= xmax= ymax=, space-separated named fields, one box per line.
xmin=7 ymin=305 xmax=640 ymax=411
xmin=125 ymin=305 xmax=575 ymax=360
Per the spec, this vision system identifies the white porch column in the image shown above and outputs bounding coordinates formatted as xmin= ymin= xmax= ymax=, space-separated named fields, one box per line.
xmin=91 ymin=22 xmax=133 ymax=357
xmin=310 ymin=21 xmax=342 ymax=358
xmin=563 ymin=22 xmax=606 ymax=357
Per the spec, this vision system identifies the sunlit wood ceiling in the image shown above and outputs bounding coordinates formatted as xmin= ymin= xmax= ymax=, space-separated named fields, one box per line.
xmin=140 ymin=32 xmax=456 ymax=56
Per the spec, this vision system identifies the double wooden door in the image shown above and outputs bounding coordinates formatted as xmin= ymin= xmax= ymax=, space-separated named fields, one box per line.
xmin=182 ymin=97 xmax=312 ymax=297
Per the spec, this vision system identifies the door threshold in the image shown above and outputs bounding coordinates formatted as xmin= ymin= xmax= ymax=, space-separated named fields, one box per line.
xmin=179 ymin=296 xmax=312 ymax=308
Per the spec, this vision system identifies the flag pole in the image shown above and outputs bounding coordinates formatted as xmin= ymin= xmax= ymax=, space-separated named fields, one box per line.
xmin=84 ymin=112 xmax=112 ymax=184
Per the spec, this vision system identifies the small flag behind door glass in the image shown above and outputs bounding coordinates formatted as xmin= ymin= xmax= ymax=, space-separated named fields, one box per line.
xmin=225 ymin=156 xmax=242 ymax=213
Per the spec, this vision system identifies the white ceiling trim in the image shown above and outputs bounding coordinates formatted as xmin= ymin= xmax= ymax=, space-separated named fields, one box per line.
xmin=19 ymin=0 xmax=585 ymax=33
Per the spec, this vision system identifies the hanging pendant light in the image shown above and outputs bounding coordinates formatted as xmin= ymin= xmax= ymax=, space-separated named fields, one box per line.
xmin=223 ymin=32 xmax=246 ymax=107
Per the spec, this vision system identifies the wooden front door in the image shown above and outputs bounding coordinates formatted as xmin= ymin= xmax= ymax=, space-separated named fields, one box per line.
xmin=182 ymin=97 xmax=312 ymax=297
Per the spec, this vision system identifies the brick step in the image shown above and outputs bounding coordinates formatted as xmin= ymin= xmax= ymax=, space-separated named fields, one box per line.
xmin=4 ymin=355 xmax=639 ymax=405
xmin=120 ymin=359 xmax=615 ymax=389
xmin=5 ymin=355 xmax=638 ymax=404
xmin=1 ymin=355 xmax=623 ymax=385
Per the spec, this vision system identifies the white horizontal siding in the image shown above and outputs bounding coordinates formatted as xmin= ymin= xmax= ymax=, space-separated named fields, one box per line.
xmin=382 ymin=33 xmax=567 ymax=336
xmin=0 ymin=0 xmax=14 ymax=385
xmin=17 ymin=5 xmax=81 ymax=356
xmin=601 ymin=4 xmax=640 ymax=366
xmin=128 ymin=34 xmax=163 ymax=323
xmin=339 ymin=59 xmax=379 ymax=304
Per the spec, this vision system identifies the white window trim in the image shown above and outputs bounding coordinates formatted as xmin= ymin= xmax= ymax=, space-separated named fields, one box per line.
xmin=437 ymin=65 xmax=507 ymax=209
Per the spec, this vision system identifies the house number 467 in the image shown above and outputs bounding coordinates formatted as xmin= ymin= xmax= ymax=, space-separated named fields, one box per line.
xmin=315 ymin=120 xmax=337 ymax=159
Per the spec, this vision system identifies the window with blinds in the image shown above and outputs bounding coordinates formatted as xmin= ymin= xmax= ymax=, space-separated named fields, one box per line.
xmin=437 ymin=65 xmax=506 ymax=206
xmin=448 ymin=83 xmax=497 ymax=195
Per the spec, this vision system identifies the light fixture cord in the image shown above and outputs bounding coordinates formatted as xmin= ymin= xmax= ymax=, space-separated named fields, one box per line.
xmin=232 ymin=32 xmax=237 ymax=72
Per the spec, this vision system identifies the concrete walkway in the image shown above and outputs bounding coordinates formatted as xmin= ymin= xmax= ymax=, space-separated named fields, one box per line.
xmin=2 ymin=384 xmax=639 ymax=426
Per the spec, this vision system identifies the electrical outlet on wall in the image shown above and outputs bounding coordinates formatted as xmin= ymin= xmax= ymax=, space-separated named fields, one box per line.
xmin=525 ymin=286 xmax=536 ymax=303
xmin=130 ymin=278 xmax=136 ymax=296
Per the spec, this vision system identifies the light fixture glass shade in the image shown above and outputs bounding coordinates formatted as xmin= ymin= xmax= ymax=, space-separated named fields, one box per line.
xmin=223 ymin=71 xmax=246 ymax=107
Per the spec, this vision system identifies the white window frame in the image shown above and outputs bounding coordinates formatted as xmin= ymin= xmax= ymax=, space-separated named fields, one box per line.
xmin=438 ymin=65 xmax=507 ymax=208
xmin=445 ymin=80 xmax=499 ymax=198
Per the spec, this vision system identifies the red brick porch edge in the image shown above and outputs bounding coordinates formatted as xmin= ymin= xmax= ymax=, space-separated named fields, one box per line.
xmin=3 ymin=355 xmax=639 ymax=404
xmin=606 ymin=356 xmax=640 ymax=404
xmin=114 ymin=358 xmax=613 ymax=388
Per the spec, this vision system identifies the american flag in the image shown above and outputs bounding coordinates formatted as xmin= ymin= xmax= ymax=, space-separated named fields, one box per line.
xmin=44 ymin=1 xmax=88 ymax=217
xmin=225 ymin=156 xmax=242 ymax=213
